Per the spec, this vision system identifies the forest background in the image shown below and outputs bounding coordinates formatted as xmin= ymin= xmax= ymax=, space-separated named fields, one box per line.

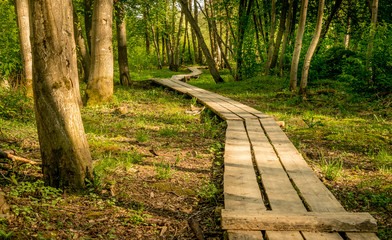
xmin=0 ymin=0 xmax=391 ymax=239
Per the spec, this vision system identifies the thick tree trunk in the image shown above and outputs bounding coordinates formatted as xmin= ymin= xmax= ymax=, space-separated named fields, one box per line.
xmin=73 ymin=8 xmax=91 ymax=84
xmin=299 ymin=0 xmax=325 ymax=95
xmin=29 ymin=0 xmax=93 ymax=190
xmin=289 ymin=0 xmax=308 ymax=91
xmin=85 ymin=0 xmax=114 ymax=105
xmin=84 ymin=0 xmax=93 ymax=53
xmin=115 ymin=3 xmax=131 ymax=86
xmin=14 ymin=0 xmax=33 ymax=95
xmin=179 ymin=0 xmax=223 ymax=83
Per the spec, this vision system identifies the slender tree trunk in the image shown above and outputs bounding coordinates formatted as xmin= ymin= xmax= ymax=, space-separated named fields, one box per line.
xmin=344 ymin=15 xmax=351 ymax=49
xmin=299 ymin=0 xmax=325 ymax=95
xmin=14 ymin=0 xmax=33 ymax=95
xmin=366 ymin=0 xmax=378 ymax=84
xmin=29 ymin=0 xmax=93 ymax=190
xmin=315 ymin=0 xmax=343 ymax=54
xmin=264 ymin=0 xmax=277 ymax=75
xmin=278 ymin=0 xmax=294 ymax=75
xmin=289 ymin=0 xmax=308 ymax=91
xmin=235 ymin=0 xmax=254 ymax=81
xmin=171 ymin=11 xmax=184 ymax=71
xmin=143 ymin=9 xmax=150 ymax=55
xmin=179 ymin=0 xmax=223 ymax=83
xmin=84 ymin=0 xmax=93 ymax=53
xmin=162 ymin=35 xmax=166 ymax=64
xmin=151 ymin=25 xmax=163 ymax=69
xmin=73 ymin=8 xmax=91 ymax=84
xmin=85 ymin=0 xmax=114 ymax=105
xmin=182 ymin=17 xmax=188 ymax=64
xmin=269 ymin=0 xmax=289 ymax=71
xmin=115 ymin=3 xmax=131 ymax=86
xmin=194 ymin=0 xmax=203 ymax=64
xmin=190 ymin=0 xmax=197 ymax=64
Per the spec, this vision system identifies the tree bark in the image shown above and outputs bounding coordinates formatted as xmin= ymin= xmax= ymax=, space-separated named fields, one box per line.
xmin=29 ymin=0 xmax=93 ymax=190
xmin=115 ymin=2 xmax=131 ymax=86
xmin=179 ymin=0 xmax=224 ymax=83
xmin=14 ymin=0 xmax=33 ymax=95
xmin=73 ymin=7 xmax=91 ymax=84
xmin=289 ymin=0 xmax=308 ymax=91
xmin=85 ymin=0 xmax=114 ymax=105
xmin=151 ymin=25 xmax=163 ymax=69
xmin=299 ymin=0 xmax=325 ymax=95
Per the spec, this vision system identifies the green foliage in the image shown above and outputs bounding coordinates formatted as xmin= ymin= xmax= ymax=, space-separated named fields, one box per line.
xmin=318 ymin=154 xmax=343 ymax=181
xmin=197 ymin=181 xmax=220 ymax=203
xmin=0 ymin=229 xmax=13 ymax=239
xmin=0 ymin=87 xmax=34 ymax=121
xmin=154 ymin=160 xmax=172 ymax=180
xmin=9 ymin=180 xmax=62 ymax=201
xmin=0 ymin=1 xmax=22 ymax=82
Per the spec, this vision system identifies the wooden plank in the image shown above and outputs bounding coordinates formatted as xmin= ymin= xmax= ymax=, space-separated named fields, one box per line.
xmin=345 ymin=233 xmax=380 ymax=240
xmin=224 ymin=120 xmax=266 ymax=240
xmin=258 ymin=117 xmax=345 ymax=212
xmin=265 ymin=231 xmax=304 ymax=240
xmin=246 ymin=119 xmax=305 ymax=213
xmin=246 ymin=119 xmax=343 ymax=239
xmin=224 ymin=120 xmax=265 ymax=211
xmin=227 ymin=230 xmax=263 ymax=240
xmin=301 ymin=232 xmax=344 ymax=240
xmin=221 ymin=210 xmax=377 ymax=232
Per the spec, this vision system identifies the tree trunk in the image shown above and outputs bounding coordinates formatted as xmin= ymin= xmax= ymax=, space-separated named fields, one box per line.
xmin=366 ymin=0 xmax=378 ymax=84
xmin=289 ymin=0 xmax=309 ymax=91
xmin=179 ymin=0 xmax=224 ymax=83
xmin=269 ymin=0 xmax=289 ymax=71
xmin=170 ymin=11 xmax=184 ymax=71
xmin=115 ymin=3 xmax=131 ymax=86
xmin=73 ymin=7 xmax=91 ymax=84
xmin=29 ymin=0 xmax=93 ymax=190
xmin=315 ymin=0 xmax=343 ymax=54
xmin=344 ymin=15 xmax=351 ymax=49
xmin=299 ymin=0 xmax=325 ymax=95
xmin=151 ymin=25 xmax=163 ymax=69
xmin=143 ymin=9 xmax=150 ymax=55
xmin=278 ymin=0 xmax=295 ymax=75
xmin=194 ymin=0 xmax=203 ymax=64
xmin=85 ymin=0 xmax=114 ymax=105
xmin=264 ymin=0 xmax=277 ymax=75
xmin=84 ymin=0 xmax=93 ymax=53
xmin=235 ymin=0 xmax=254 ymax=81
xmin=14 ymin=0 xmax=33 ymax=95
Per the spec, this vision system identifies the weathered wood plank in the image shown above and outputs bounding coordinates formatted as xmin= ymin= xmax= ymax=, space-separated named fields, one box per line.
xmin=265 ymin=231 xmax=304 ymax=240
xmin=301 ymin=232 xmax=344 ymax=240
xmin=224 ymin=121 xmax=265 ymax=211
xmin=227 ymin=230 xmax=263 ymax=240
xmin=345 ymin=233 xmax=380 ymax=240
xmin=258 ymin=117 xmax=345 ymax=212
xmin=221 ymin=210 xmax=377 ymax=232
xmin=224 ymin=120 xmax=266 ymax=240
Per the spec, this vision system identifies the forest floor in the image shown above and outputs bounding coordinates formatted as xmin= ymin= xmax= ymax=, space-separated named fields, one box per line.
xmin=0 ymin=67 xmax=391 ymax=239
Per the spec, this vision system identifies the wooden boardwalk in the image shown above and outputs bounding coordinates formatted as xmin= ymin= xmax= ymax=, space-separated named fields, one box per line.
xmin=151 ymin=68 xmax=379 ymax=240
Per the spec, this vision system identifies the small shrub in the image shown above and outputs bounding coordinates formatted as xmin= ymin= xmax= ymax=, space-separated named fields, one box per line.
xmin=154 ymin=160 xmax=172 ymax=180
xmin=319 ymin=154 xmax=343 ymax=181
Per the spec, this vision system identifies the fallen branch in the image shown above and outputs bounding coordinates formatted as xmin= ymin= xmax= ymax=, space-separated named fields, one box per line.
xmin=0 ymin=150 xmax=40 ymax=165
xmin=188 ymin=218 xmax=205 ymax=240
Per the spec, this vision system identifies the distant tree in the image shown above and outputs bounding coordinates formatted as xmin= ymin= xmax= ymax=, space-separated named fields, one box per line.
xmin=73 ymin=6 xmax=91 ymax=84
xmin=299 ymin=0 xmax=325 ymax=95
xmin=179 ymin=0 xmax=224 ymax=83
xmin=29 ymin=0 xmax=93 ymax=189
xmin=115 ymin=0 xmax=131 ymax=86
xmin=289 ymin=0 xmax=309 ymax=91
xmin=366 ymin=0 xmax=379 ymax=83
xmin=85 ymin=0 xmax=114 ymax=105
xmin=14 ymin=0 xmax=32 ymax=95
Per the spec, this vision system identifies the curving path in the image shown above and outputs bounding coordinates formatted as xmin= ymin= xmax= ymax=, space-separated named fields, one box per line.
xmin=151 ymin=68 xmax=379 ymax=240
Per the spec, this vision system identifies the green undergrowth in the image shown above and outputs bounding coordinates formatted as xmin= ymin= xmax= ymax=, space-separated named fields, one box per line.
xmin=189 ymin=69 xmax=392 ymax=239
xmin=0 ymin=71 xmax=226 ymax=239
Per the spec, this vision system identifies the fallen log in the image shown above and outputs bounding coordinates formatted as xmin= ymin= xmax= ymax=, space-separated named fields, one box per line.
xmin=0 ymin=150 xmax=40 ymax=165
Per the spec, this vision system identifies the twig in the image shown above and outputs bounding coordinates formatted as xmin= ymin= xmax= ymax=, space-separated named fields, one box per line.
xmin=0 ymin=150 xmax=40 ymax=165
